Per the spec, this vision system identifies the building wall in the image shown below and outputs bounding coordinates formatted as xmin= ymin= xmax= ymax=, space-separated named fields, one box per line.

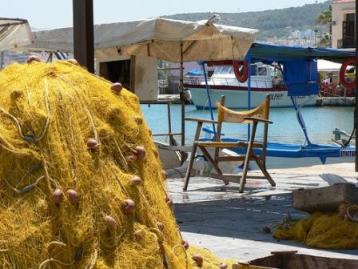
xmin=96 ymin=55 xmax=158 ymax=101
xmin=331 ymin=0 xmax=355 ymax=48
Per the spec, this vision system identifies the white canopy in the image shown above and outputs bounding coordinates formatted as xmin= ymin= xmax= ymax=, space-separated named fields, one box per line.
xmin=30 ymin=17 xmax=257 ymax=62
xmin=317 ymin=59 xmax=342 ymax=72
xmin=0 ymin=18 xmax=32 ymax=51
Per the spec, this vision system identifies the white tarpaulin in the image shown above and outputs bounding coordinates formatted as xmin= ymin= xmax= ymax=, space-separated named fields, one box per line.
xmin=0 ymin=18 xmax=32 ymax=51
xmin=30 ymin=18 xmax=257 ymax=62
xmin=317 ymin=59 xmax=342 ymax=72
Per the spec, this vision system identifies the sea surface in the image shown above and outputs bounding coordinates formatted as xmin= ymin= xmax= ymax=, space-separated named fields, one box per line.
xmin=141 ymin=104 xmax=354 ymax=145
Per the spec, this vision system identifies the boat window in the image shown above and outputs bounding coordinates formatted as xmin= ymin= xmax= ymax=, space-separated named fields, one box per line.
xmin=257 ymin=66 xmax=267 ymax=76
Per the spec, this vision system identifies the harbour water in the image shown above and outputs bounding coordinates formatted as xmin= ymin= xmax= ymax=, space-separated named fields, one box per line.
xmin=142 ymin=104 xmax=354 ymax=145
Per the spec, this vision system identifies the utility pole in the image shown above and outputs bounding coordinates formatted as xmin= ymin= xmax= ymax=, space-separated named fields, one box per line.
xmin=355 ymin=0 xmax=358 ymax=171
xmin=73 ymin=0 xmax=94 ymax=73
xmin=314 ymin=28 xmax=318 ymax=47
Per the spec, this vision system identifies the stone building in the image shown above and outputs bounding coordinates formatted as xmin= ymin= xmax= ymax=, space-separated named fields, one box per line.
xmin=331 ymin=0 xmax=355 ymax=48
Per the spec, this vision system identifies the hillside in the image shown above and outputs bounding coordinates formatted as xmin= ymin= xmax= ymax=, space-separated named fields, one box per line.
xmin=166 ymin=1 xmax=331 ymax=41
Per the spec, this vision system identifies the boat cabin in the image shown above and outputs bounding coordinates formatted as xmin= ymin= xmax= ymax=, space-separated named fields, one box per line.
xmin=201 ymin=62 xmax=284 ymax=89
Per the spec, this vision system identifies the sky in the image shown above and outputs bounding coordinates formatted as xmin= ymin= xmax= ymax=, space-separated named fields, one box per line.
xmin=2 ymin=0 xmax=327 ymax=29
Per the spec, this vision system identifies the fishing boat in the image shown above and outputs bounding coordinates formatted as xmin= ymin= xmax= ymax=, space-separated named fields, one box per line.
xmin=185 ymin=62 xmax=317 ymax=109
xmin=198 ymin=43 xmax=356 ymax=163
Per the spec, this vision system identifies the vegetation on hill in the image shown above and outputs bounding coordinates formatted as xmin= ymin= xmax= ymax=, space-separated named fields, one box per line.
xmin=316 ymin=4 xmax=332 ymax=47
xmin=166 ymin=1 xmax=331 ymax=41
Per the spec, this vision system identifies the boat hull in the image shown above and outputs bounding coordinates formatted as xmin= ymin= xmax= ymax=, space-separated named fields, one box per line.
xmin=189 ymin=87 xmax=317 ymax=109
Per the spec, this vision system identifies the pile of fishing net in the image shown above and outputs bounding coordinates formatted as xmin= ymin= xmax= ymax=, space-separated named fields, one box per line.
xmin=0 ymin=59 xmax=233 ymax=269
xmin=274 ymin=204 xmax=358 ymax=249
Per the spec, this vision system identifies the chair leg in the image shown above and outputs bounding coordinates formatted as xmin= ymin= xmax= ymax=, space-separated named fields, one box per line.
xmin=239 ymin=122 xmax=257 ymax=193
xmin=183 ymin=142 xmax=198 ymax=191
xmin=183 ymin=122 xmax=203 ymax=191
xmin=199 ymin=146 xmax=223 ymax=175
xmin=199 ymin=146 xmax=228 ymax=185
xmin=240 ymin=157 xmax=250 ymax=193
xmin=255 ymin=159 xmax=276 ymax=187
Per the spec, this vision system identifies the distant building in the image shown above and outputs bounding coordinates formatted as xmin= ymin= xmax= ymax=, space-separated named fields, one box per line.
xmin=331 ymin=0 xmax=355 ymax=48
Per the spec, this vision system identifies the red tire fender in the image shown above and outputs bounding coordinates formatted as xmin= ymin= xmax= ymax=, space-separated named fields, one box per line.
xmin=233 ymin=61 xmax=249 ymax=83
xmin=339 ymin=58 xmax=356 ymax=90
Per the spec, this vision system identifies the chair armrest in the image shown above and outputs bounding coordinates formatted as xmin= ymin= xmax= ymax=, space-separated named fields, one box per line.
xmin=244 ymin=117 xmax=273 ymax=124
xmin=185 ymin=117 xmax=219 ymax=124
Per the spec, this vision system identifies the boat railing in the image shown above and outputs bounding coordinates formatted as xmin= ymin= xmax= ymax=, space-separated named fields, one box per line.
xmin=183 ymin=76 xmax=202 ymax=85
xmin=184 ymin=75 xmax=282 ymax=90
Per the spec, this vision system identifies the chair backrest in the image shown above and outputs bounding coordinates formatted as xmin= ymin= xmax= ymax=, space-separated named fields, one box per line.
xmin=217 ymin=95 xmax=271 ymax=124
xmin=213 ymin=95 xmax=271 ymax=162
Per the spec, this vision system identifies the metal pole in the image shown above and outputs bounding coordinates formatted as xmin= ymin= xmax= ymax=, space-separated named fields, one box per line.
xmin=180 ymin=42 xmax=185 ymax=146
xmin=167 ymin=102 xmax=175 ymax=146
xmin=291 ymin=96 xmax=312 ymax=146
xmin=355 ymin=0 xmax=358 ymax=171
xmin=73 ymin=0 xmax=94 ymax=73
xmin=167 ymin=103 xmax=172 ymax=135
xmin=201 ymin=62 xmax=216 ymax=134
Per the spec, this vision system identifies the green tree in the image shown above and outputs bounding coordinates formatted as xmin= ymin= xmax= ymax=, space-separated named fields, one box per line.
xmin=316 ymin=5 xmax=332 ymax=47
xmin=316 ymin=5 xmax=332 ymax=25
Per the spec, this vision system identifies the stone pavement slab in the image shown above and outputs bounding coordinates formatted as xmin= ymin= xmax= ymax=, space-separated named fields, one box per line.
xmin=167 ymin=162 xmax=358 ymax=261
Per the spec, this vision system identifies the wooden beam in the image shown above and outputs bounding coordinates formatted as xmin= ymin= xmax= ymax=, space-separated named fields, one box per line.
xmin=73 ymin=0 xmax=94 ymax=73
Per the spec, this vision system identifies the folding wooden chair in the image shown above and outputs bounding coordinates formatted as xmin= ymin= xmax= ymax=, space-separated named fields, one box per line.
xmin=183 ymin=95 xmax=276 ymax=193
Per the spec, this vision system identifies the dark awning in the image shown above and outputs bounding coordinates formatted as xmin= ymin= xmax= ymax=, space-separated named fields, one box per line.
xmin=247 ymin=43 xmax=354 ymax=63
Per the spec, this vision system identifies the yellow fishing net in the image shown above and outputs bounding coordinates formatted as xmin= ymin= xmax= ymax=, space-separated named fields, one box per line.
xmin=0 ymin=60 xmax=231 ymax=269
xmin=274 ymin=206 xmax=358 ymax=249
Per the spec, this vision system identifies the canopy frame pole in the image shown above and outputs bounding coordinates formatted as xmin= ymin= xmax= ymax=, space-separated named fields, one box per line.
xmin=291 ymin=96 xmax=312 ymax=146
xmin=201 ymin=62 xmax=216 ymax=135
xmin=180 ymin=42 xmax=185 ymax=146
xmin=73 ymin=0 xmax=94 ymax=73
xmin=167 ymin=102 xmax=176 ymax=146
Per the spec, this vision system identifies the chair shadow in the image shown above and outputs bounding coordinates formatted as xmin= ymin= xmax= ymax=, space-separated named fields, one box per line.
xmin=174 ymin=193 xmax=357 ymax=256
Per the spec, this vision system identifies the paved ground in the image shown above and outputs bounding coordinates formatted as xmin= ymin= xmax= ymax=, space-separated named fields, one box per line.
xmin=167 ymin=160 xmax=358 ymax=262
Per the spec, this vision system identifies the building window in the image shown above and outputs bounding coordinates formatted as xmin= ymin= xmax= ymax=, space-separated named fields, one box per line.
xmin=342 ymin=13 xmax=355 ymax=48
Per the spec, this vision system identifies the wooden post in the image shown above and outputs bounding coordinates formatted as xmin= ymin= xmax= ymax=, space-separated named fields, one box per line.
xmin=73 ymin=0 xmax=94 ymax=73
xmin=355 ymin=0 xmax=358 ymax=171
